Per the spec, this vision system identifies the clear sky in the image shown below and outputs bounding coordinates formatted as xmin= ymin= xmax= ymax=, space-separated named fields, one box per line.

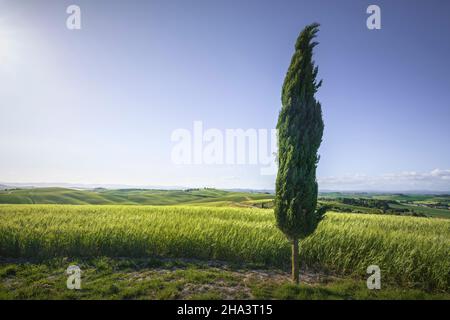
xmin=0 ymin=0 xmax=449 ymax=191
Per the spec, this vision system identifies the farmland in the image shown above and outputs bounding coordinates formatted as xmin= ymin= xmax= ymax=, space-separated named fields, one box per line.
xmin=319 ymin=192 xmax=450 ymax=218
xmin=0 ymin=203 xmax=449 ymax=291
xmin=0 ymin=187 xmax=273 ymax=206
xmin=1 ymin=187 xmax=448 ymax=218
xmin=0 ymin=188 xmax=449 ymax=299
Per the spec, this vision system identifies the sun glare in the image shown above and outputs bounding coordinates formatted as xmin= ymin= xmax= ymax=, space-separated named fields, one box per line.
xmin=0 ymin=20 xmax=19 ymax=68
xmin=0 ymin=31 xmax=14 ymax=64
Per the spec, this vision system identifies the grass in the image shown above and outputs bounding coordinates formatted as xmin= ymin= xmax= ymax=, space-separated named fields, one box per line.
xmin=2 ymin=188 xmax=448 ymax=218
xmin=0 ymin=188 xmax=273 ymax=206
xmin=389 ymin=203 xmax=450 ymax=219
xmin=252 ymin=280 xmax=450 ymax=300
xmin=0 ymin=204 xmax=448 ymax=291
xmin=319 ymin=192 xmax=450 ymax=218
xmin=1 ymin=257 xmax=448 ymax=300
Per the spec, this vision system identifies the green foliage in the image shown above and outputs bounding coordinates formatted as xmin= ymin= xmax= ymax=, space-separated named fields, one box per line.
xmin=0 ymin=205 xmax=448 ymax=290
xmin=1 ymin=257 xmax=448 ymax=300
xmin=275 ymin=23 xmax=325 ymax=239
xmin=251 ymin=280 xmax=450 ymax=300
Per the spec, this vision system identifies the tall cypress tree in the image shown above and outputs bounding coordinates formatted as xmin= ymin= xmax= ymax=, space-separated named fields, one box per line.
xmin=275 ymin=23 xmax=326 ymax=284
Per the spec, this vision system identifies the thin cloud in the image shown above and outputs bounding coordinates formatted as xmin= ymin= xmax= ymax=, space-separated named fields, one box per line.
xmin=318 ymin=169 xmax=450 ymax=191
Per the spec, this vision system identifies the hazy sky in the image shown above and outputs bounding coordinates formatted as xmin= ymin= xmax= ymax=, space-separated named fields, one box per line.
xmin=0 ymin=0 xmax=449 ymax=191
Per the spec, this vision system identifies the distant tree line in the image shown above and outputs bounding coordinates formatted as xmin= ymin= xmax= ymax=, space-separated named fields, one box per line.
xmin=340 ymin=198 xmax=393 ymax=213
xmin=320 ymin=197 xmax=428 ymax=217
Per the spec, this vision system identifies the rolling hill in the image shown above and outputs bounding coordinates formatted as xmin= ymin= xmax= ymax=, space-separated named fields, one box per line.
xmin=0 ymin=187 xmax=448 ymax=218
xmin=0 ymin=187 xmax=273 ymax=206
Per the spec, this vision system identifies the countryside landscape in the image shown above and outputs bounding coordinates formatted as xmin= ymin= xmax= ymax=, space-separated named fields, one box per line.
xmin=1 ymin=0 xmax=449 ymax=304
xmin=0 ymin=187 xmax=449 ymax=299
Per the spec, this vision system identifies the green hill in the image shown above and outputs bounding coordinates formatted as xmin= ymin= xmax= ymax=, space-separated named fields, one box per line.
xmin=0 ymin=187 xmax=273 ymax=206
xmin=1 ymin=187 xmax=448 ymax=218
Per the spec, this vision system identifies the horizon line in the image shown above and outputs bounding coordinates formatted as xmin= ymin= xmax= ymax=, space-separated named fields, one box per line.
xmin=1 ymin=181 xmax=449 ymax=194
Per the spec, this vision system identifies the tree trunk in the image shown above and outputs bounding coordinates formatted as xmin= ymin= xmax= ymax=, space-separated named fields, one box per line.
xmin=292 ymin=238 xmax=299 ymax=284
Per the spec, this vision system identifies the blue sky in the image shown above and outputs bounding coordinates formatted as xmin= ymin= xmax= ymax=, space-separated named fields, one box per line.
xmin=0 ymin=0 xmax=449 ymax=191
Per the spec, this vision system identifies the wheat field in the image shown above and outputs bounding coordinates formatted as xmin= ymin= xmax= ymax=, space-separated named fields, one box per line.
xmin=0 ymin=204 xmax=448 ymax=290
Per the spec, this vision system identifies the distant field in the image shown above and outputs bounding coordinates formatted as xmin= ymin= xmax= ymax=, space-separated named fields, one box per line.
xmin=0 ymin=188 xmax=273 ymax=206
xmin=0 ymin=205 xmax=448 ymax=290
xmin=319 ymin=192 xmax=450 ymax=219
xmin=1 ymin=188 xmax=448 ymax=218
xmin=389 ymin=203 xmax=450 ymax=219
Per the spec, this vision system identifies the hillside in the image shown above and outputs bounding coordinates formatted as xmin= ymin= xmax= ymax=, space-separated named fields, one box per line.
xmin=0 ymin=187 xmax=448 ymax=218
xmin=0 ymin=187 xmax=273 ymax=206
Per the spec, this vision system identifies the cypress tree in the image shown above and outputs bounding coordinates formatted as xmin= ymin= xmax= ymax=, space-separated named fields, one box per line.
xmin=275 ymin=23 xmax=326 ymax=284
